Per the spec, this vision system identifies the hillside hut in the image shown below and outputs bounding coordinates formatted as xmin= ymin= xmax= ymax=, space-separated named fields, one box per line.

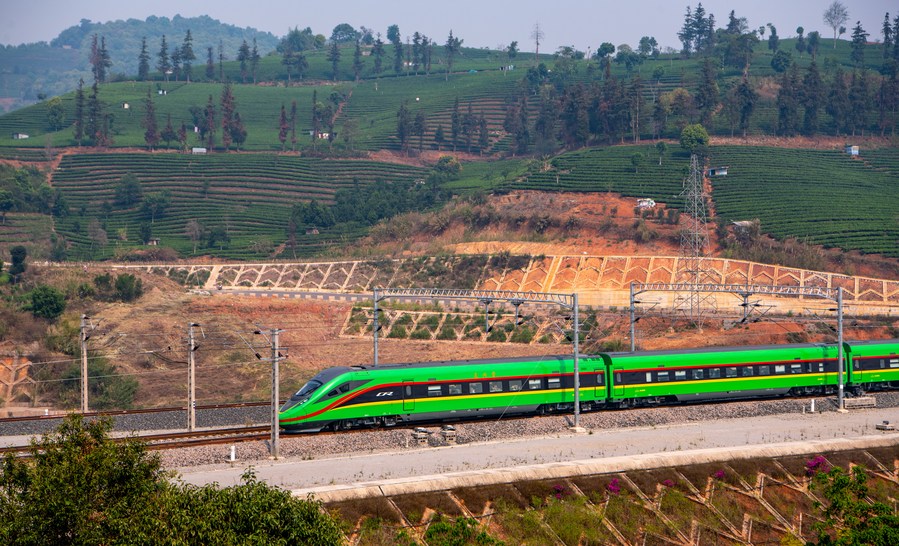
xmin=11 ymin=133 xmax=29 ymax=140
xmin=707 ymin=166 xmax=729 ymax=176
xmin=845 ymin=145 xmax=859 ymax=156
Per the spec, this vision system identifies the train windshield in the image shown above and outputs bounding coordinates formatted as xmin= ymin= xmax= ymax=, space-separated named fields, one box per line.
xmin=295 ymin=379 xmax=323 ymax=398
xmin=281 ymin=379 xmax=323 ymax=412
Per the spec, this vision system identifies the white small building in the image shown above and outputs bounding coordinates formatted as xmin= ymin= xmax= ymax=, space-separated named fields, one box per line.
xmin=191 ymin=147 xmax=207 ymax=154
xmin=636 ymin=198 xmax=656 ymax=210
xmin=707 ymin=166 xmax=729 ymax=176
xmin=11 ymin=133 xmax=29 ymax=140
xmin=845 ymin=145 xmax=859 ymax=156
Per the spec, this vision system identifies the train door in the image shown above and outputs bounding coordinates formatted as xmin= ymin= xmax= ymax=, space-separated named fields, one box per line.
xmin=594 ymin=368 xmax=606 ymax=400
xmin=403 ymin=380 xmax=415 ymax=412
xmin=612 ymin=368 xmax=624 ymax=398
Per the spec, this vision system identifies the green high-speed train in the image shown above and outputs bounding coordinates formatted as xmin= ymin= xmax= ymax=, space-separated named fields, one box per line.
xmin=278 ymin=339 xmax=899 ymax=432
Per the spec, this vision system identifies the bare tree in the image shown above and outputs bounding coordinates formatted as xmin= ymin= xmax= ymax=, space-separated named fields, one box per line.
xmin=823 ymin=1 xmax=850 ymax=48
xmin=185 ymin=219 xmax=202 ymax=254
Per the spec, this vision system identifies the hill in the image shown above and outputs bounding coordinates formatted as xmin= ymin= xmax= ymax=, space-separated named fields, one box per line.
xmin=0 ymin=15 xmax=279 ymax=111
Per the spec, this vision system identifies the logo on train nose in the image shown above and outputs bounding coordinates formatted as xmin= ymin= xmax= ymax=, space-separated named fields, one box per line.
xmin=376 ymin=391 xmax=395 ymax=397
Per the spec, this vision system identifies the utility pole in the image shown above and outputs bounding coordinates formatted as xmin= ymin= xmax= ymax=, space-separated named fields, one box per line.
xmin=80 ymin=314 xmax=90 ymax=413
xmin=837 ymin=287 xmax=845 ymax=412
xmin=255 ymin=326 xmax=285 ymax=459
xmin=373 ymin=288 xmax=379 ymax=367
xmin=187 ymin=323 xmax=198 ymax=431
xmin=270 ymin=327 xmax=281 ymax=459
xmin=572 ymin=292 xmax=581 ymax=430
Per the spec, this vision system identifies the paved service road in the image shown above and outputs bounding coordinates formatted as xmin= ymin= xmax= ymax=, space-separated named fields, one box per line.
xmin=175 ymin=408 xmax=899 ymax=491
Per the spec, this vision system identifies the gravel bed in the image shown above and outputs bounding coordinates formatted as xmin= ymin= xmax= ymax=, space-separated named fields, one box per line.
xmin=158 ymin=392 xmax=899 ymax=470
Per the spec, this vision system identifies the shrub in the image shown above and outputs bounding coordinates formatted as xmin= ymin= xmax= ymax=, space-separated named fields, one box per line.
xmin=29 ymin=285 xmax=66 ymax=320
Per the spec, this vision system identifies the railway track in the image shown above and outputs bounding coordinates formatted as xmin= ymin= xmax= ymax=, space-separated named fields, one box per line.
xmin=0 ymin=425 xmax=272 ymax=458
xmin=0 ymin=401 xmax=271 ymax=424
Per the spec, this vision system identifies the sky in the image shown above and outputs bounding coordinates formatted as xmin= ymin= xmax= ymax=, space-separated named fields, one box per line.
xmin=2 ymin=0 xmax=891 ymax=52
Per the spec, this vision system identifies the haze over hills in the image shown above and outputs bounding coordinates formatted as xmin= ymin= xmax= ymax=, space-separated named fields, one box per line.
xmin=0 ymin=15 xmax=279 ymax=111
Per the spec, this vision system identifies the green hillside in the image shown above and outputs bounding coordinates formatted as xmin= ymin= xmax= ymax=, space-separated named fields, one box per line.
xmin=709 ymin=146 xmax=899 ymax=257
xmin=46 ymin=153 xmax=427 ymax=260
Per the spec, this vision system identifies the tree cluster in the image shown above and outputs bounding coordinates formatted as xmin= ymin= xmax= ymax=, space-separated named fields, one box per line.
xmin=0 ymin=415 xmax=343 ymax=545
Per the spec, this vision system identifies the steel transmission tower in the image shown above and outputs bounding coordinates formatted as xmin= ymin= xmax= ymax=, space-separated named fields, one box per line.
xmin=676 ymin=154 xmax=717 ymax=326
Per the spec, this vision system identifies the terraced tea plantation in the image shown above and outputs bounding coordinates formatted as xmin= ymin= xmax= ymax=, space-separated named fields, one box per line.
xmin=50 ymin=152 xmax=426 ymax=259
xmin=708 ymin=145 xmax=899 ymax=257
xmin=497 ymin=145 xmax=692 ymax=205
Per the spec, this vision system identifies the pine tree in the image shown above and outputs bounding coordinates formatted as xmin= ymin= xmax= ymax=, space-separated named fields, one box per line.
xmin=181 ymin=30 xmax=195 ymax=83
xmin=801 ymin=61 xmax=823 ymax=136
xmin=89 ymin=34 xmax=100 ymax=82
xmin=171 ymin=45 xmax=182 ymax=81
xmin=695 ymin=58 xmax=719 ymax=125
xmin=86 ymin=81 xmax=102 ymax=144
xmin=826 ymin=67 xmax=850 ymax=134
xmin=138 ymin=37 xmax=150 ymax=81
xmin=177 ymin=122 xmax=188 ymax=152
xmin=883 ymin=13 xmax=893 ymax=60
xmin=396 ymin=101 xmax=412 ymax=153
xmin=73 ymin=79 xmax=85 ymax=145
xmin=776 ymin=64 xmax=800 ymax=136
xmin=847 ymin=70 xmax=870 ymax=135
xmin=237 ymin=40 xmax=250 ymax=83
xmin=450 ymin=97 xmax=461 ymax=151
xmin=850 ymin=21 xmax=869 ymax=67
xmin=327 ymin=40 xmax=341 ymax=81
xmin=204 ymin=95 xmax=216 ymax=149
xmin=157 ymin=35 xmax=171 ymax=82
xmin=143 ymin=89 xmax=159 ymax=150
xmin=205 ymin=47 xmax=215 ymax=80
xmin=444 ymin=30 xmax=463 ymax=81
xmin=98 ymin=36 xmax=111 ymax=82
xmin=251 ymin=38 xmax=260 ymax=83
xmin=353 ymin=40 xmax=364 ymax=81
xmin=231 ymin=113 xmax=247 ymax=150
xmin=220 ymin=84 xmax=236 ymax=150
xmin=278 ymin=104 xmax=289 ymax=151
xmin=289 ymin=100 xmax=297 ymax=151
xmin=160 ymin=114 xmax=177 ymax=149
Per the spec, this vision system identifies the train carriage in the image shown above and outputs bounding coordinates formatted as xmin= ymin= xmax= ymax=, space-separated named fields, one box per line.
xmin=599 ymin=343 xmax=843 ymax=407
xmin=847 ymin=340 xmax=899 ymax=392
xmin=279 ymin=355 xmax=607 ymax=432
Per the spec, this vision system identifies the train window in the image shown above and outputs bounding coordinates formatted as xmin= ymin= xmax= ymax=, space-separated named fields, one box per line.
xmin=742 ymin=367 xmax=754 ymax=377
xmin=657 ymin=371 xmax=669 ymax=382
xmin=813 ymin=363 xmax=824 ymax=373
xmin=790 ymin=364 xmax=803 ymax=374
xmin=528 ymin=379 xmax=542 ymax=390
xmin=448 ymin=384 xmax=462 ymax=395
xmin=725 ymin=368 xmax=737 ymax=378
xmin=327 ymin=389 xmax=338 ymax=397
xmin=708 ymin=369 xmax=721 ymax=379
xmin=774 ymin=365 xmax=786 ymax=374
xmin=675 ymin=370 xmax=686 ymax=381
xmin=759 ymin=365 xmax=770 ymax=375
xmin=469 ymin=383 xmax=483 ymax=394
xmin=548 ymin=377 xmax=561 ymax=389
xmin=853 ymin=360 xmax=861 ymax=370
xmin=427 ymin=385 xmax=442 ymax=397
xmin=405 ymin=386 xmax=413 ymax=397
xmin=509 ymin=380 xmax=522 ymax=392
xmin=890 ymin=359 xmax=899 ymax=368
xmin=489 ymin=381 xmax=503 ymax=393
xmin=693 ymin=369 xmax=704 ymax=379
xmin=645 ymin=372 xmax=653 ymax=383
